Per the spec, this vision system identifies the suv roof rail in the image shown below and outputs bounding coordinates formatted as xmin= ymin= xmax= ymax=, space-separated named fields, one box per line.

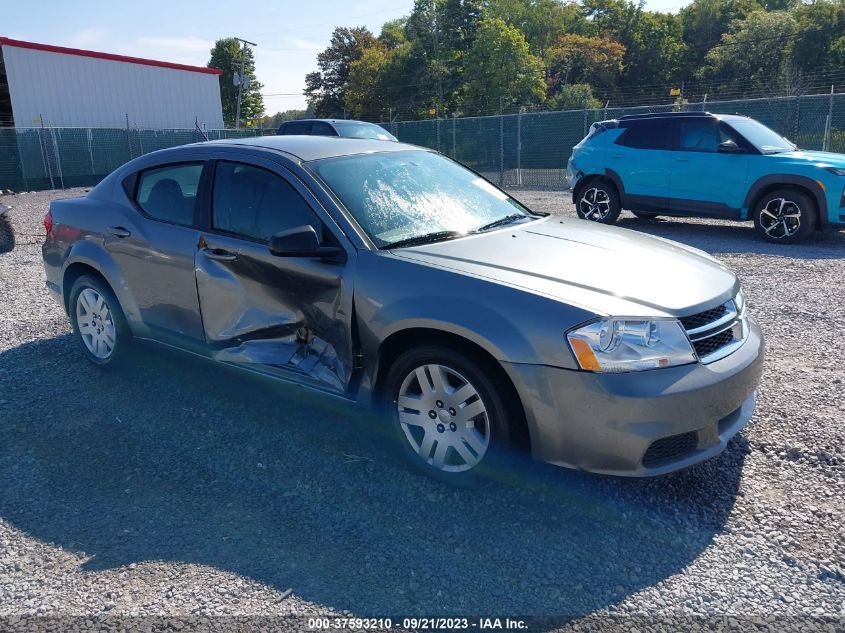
xmin=618 ymin=111 xmax=714 ymax=120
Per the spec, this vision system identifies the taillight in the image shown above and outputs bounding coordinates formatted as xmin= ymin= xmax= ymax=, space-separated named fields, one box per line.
xmin=43 ymin=210 xmax=53 ymax=238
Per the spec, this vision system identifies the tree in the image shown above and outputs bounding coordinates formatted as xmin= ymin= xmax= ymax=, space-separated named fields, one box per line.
xmin=345 ymin=42 xmax=394 ymax=119
xmin=791 ymin=0 xmax=845 ymax=74
xmin=305 ymin=27 xmax=377 ymax=117
xmin=547 ymin=34 xmax=625 ymax=99
xmin=547 ymin=83 xmax=602 ymax=110
xmin=258 ymin=107 xmax=314 ymax=129
xmin=208 ymin=38 xmax=264 ymax=127
xmin=679 ymin=0 xmax=762 ymax=76
xmin=462 ymin=17 xmax=546 ymax=114
xmin=486 ymin=0 xmax=588 ymax=63
xmin=697 ymin=10 xmax=798 ymax=90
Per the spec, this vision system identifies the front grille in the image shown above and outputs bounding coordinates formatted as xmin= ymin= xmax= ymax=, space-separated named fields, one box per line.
xmin=642 ymin=431 xmax=699 ymax=468
xmin=680 ymin=305 xmax=727 ymax=331
xmin=680 ymin=299 xmax=744 ymax=362
xmin=692 ymin=328 xmax=734 ymax=358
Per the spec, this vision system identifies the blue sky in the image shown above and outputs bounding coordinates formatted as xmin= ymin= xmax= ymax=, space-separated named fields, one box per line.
xmin=5 ymin=0 xmax=689 ymax=113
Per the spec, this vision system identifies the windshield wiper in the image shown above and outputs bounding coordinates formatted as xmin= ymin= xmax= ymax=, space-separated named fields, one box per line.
xmin=473 ymin=213 xmax=528 ymax=233
xmin=379 ymin=230 xmax=465 ymax=250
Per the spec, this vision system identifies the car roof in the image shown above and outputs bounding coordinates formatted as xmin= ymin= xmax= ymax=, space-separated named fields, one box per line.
xmin=279 ymin=118 xmax=383 ymax=126
xmin=203 ymin=135 xmax=418 ymax=161
xmin=616 ymin=112 xmax=751 ymax=123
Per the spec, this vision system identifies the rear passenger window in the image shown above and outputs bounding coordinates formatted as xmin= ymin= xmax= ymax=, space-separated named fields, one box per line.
xmin=211 ymin=161 xmax=320 ymax=241
xmin=281 ymin=121 xmax=311 ymax=135
xmin=135 ymin=163 xmax=203 ymax=226
xmin=616 ymin=120 xmax=669 ymax=150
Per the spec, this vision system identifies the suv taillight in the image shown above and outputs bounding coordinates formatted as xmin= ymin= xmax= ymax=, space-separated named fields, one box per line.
xmin=43 ymin=210 xmax=53 ymax=238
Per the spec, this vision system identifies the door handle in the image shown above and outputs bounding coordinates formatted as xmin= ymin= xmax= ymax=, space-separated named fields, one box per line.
xmin=675 ymin=157 xmax=690 ymax=163
xmin=610 ymin=153 xmax=623 ymax=159
xmin=202 ymin=247 xmax=238 ymax=262
xmin=108 ymin=226 xmax=131 ymax=238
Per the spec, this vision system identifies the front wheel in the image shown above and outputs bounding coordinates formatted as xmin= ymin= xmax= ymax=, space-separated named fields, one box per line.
xmin=382 ymin=346 xmax=514 ymax=485
xmin=575 ymin=181 xmax=621 ymax=224
xmin=753 ymin=189 xmax=816 ymax=244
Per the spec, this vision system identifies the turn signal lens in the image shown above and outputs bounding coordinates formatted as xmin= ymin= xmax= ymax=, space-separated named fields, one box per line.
xmin=569 ymin=337 xmax=602 ymax=371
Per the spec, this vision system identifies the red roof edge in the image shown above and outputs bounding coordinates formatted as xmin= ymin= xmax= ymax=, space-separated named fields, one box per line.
xmin=0 ymin=37 xmax=224 ymax=75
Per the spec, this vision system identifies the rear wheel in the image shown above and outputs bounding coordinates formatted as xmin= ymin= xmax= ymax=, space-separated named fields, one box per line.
xmin=382 ymin=346 xmax=514 ymax=485
xmin=753 ymin=188 xmax=816 ymax=244
xmin=575 ymin=180 xmax=621 ymax=224
xmin=69 ymin=275 xmax=130 ymax=366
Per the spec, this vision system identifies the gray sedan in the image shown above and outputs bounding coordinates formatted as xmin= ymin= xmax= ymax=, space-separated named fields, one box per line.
xmin=42 ymin=136 xmax=764 ymax=484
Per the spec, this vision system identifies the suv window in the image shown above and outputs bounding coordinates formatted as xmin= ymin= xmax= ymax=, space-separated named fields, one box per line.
xmin=616 ymin=120 xmax=670 ymax=150
xmin=676 ymin=119 xmax=729 ymax=153
xmin=211 ymin=161 xmax=319 ymax=241
xmin=281 ymin=121 xmax=311 ymax=135
xmin=135 ymin=163 xmax=203 ymax=226
xmin=310 ymin=121 xmax=337 ymax=136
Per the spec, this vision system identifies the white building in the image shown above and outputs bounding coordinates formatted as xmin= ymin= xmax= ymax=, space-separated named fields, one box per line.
xmin=0 ymin=37 xmax=224 ymax=129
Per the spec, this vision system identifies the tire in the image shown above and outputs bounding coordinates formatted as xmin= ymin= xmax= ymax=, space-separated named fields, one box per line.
xmin=753 ymin=188 xmax=816 ymax=244
xmin=631 ymin=211 xmax=659 ymax=221
xmin=68 ymin=275 xmax=130 ymax=367
xmin=382 ymin=345 xmax=515 ymax=485
xmin=575 ymin=180 xmax=621 ymax=224
xmin=0 ymin=214 xmax=14 ymax=254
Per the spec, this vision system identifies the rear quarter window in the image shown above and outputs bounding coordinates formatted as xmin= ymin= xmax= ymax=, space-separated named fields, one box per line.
xmin=135 ymin=163 xmax=203 ymax=226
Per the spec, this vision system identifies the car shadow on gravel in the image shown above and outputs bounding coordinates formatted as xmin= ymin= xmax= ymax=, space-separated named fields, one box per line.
xmin=0 ymin=335 xmax=748 ymax=624
xmin=615 ymin=216 xmax=845 ymax=258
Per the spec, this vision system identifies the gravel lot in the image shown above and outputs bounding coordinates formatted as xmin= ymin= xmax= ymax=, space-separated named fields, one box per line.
xmin=0 ymin=187 xmax=843 ymax=632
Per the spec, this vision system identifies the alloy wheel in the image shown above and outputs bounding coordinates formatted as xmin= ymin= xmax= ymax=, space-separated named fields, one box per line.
xmin=75 ymin=287 xmax=116 ymax=360
xmin=579 ymin=187 xmax=611 ymax=221
xmin=759 ymin=198 xmax=801 ymax=240
xmin=396 ymin=364 xmax=491 ymax=473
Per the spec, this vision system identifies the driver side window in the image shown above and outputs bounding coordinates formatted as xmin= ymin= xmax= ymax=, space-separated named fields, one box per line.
xmin=211 ymin=161 xmax=320 ymax=242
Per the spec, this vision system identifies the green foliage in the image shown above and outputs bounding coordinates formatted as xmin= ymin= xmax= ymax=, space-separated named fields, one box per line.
xmin=698 ymin=10 xmax=798 ymax=89
xmin=304 ymin=27 xmax=378 ymax=117
xmin=462 ymin=17 xmax=547 ymax=115
xmin=547 ymin=34 xmax=625 ymax=98
xmin=547 ymin=83 xmax=603 ymax=110
xmin=208 ymin=38 xmax=264 ymax=126
xmin=259 ymin=108 xmax=314 ymax=129
xmin=306 ymin=0 xmax=845 ymax=119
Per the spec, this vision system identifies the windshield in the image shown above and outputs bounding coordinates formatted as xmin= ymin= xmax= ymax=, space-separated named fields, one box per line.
xmin=311 ymin=150 xmax=533 ymax=248
xmin=727 ymin=119 xmax=796 ymax=154
xmin=332 ymin=121 xmax=397 ymax=141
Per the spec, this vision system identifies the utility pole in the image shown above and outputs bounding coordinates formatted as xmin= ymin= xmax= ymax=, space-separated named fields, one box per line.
xmin=234 ymin=37 xmax=257 ymax=130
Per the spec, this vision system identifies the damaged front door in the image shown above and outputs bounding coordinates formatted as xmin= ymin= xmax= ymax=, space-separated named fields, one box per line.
xmin=194 ymin=158 xmax=354 ymax=394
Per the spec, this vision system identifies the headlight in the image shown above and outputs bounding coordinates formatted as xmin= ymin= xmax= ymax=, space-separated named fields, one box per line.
xmin=567 ymin=318 xmax=696 ymax=373
xmin=823 ymin=166 xmax=845 ymax=176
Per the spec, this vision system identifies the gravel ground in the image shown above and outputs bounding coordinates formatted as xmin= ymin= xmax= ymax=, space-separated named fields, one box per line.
xmin=0 ymin=188 xmax=843 ymax=632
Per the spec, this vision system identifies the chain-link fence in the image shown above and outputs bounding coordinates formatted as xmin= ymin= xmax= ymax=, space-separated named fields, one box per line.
xmin=389 ymin=92 xmax=845 ymax=189
xmin=0 ymin=127 xmax=274 ymax=192
xmin=1 ymin=92 xmax=843 ymax=193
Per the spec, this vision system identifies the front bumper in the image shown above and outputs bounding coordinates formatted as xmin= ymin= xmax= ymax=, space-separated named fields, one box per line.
xmin=505 ymin=317 xmax=764 ymax=476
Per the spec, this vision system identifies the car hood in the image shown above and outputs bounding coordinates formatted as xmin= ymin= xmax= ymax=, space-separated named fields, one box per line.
xmin=391 ymin=217 xmax=738 ymax=317
xmin=774 ymin=150 xmax=845 ymax=168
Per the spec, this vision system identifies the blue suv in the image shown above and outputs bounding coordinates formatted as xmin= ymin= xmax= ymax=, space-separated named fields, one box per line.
xmin=567 ymin=112 xmax=845 ymax=243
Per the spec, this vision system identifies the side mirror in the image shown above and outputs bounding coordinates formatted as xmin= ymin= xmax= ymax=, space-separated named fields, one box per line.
xmin=718 ymin=139 xmax=744 ymax=154
xmin=268 ymin=225 xmax=346 ymax=262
